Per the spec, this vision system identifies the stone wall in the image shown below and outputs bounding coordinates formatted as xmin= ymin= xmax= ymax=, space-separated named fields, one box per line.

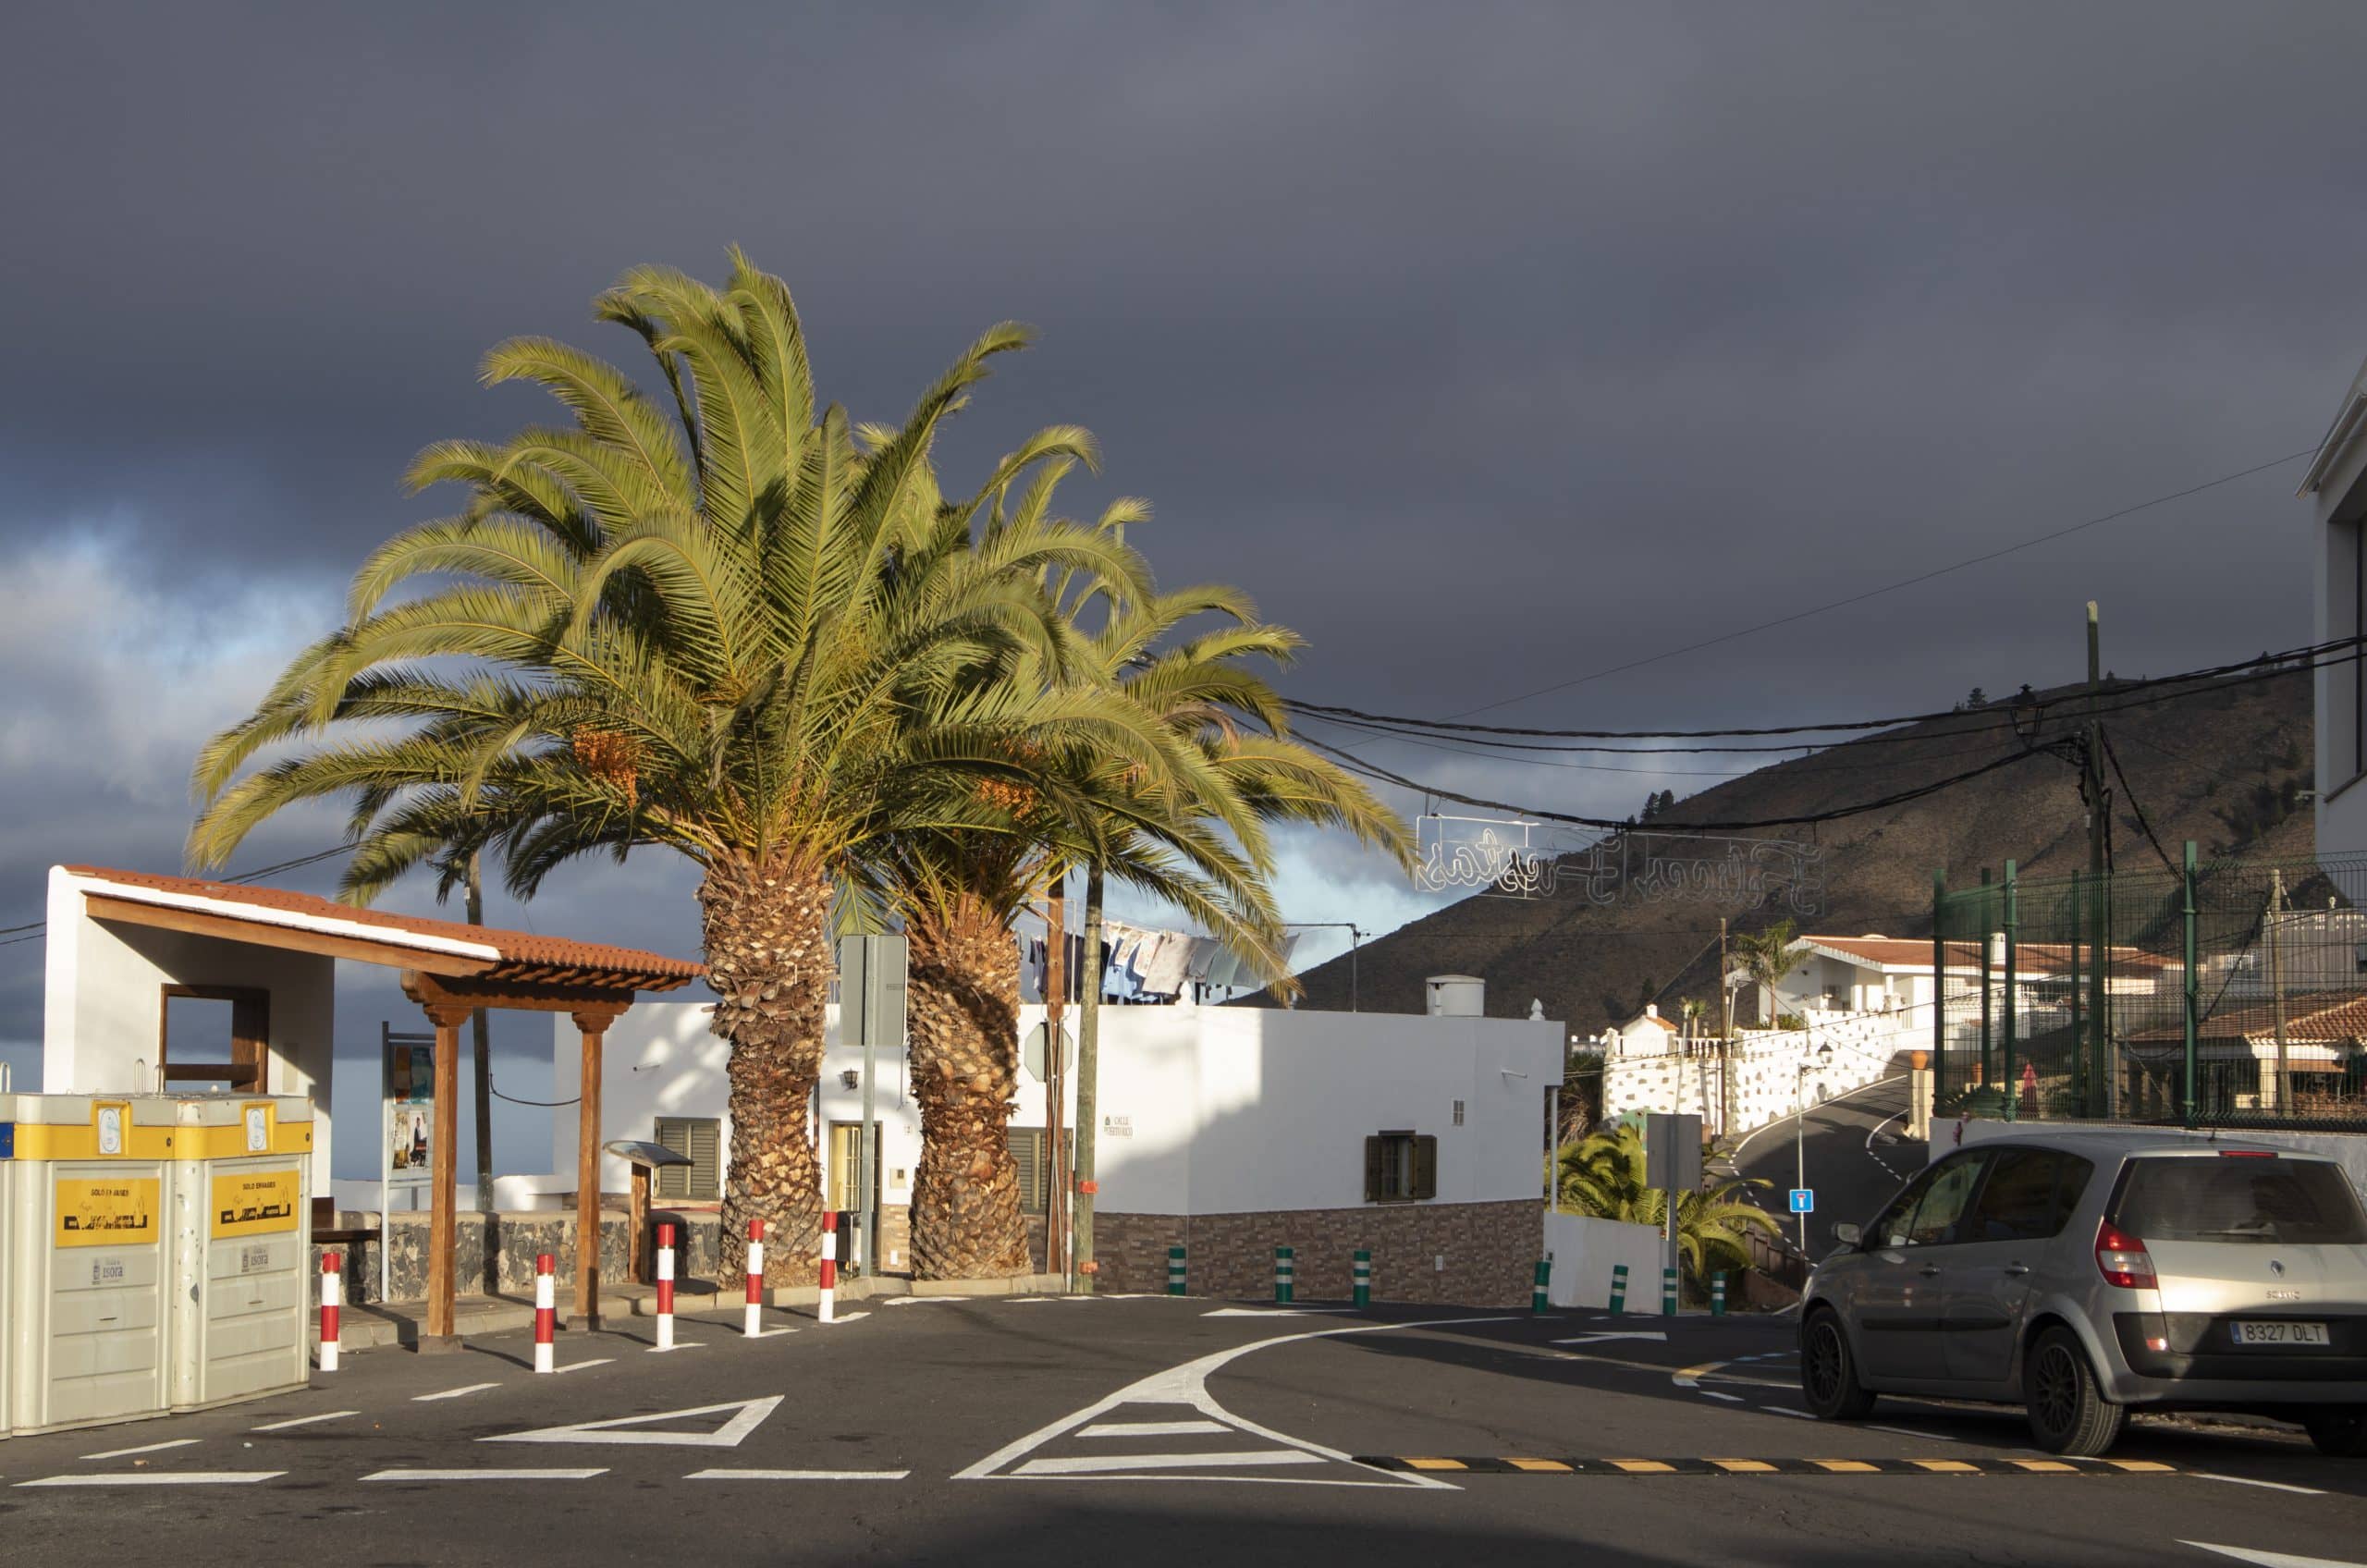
xmin=1601 ymin=1013 xmax=1913 ymax=1135
xmin=1093 ymin=1200 xmax=1542 ymax=1307
xmin=312 ymin=1208 xmax=721 ymax=1304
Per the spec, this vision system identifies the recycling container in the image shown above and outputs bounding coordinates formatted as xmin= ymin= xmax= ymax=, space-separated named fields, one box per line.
xmin=166 ymin=1095 xmax=314 ymax=1412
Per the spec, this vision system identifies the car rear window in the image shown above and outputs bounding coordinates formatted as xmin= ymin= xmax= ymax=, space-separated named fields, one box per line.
xmin=2112 ymin=1157 xmax=2367 ymax=1245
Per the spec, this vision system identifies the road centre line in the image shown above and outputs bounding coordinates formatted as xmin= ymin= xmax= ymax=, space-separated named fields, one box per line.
xmin=251 ymin=1410 xmax=360 ymax=1432
xmin=414 ymin=1382 xmax=501 ymax=1402
xmin=18 ymin=1472 xmax=284 ymax=1488
xmin=364 ymin=1468 xmax=608 ymax=1482
xmin=81 ymin=1438 xmax=199 ymax=1460
xmin=690 ymin=1469 xmax=911 ymax=1481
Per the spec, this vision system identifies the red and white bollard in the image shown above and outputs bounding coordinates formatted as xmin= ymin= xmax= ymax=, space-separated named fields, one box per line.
xmin=654 ymin=1222 xmax=677 ymax=1352
xmin=818 ymin=1211 xmax=838 ymax=1325
xmin=318 ymin=1252 xmax=341 ymax=1372
xmin=744 ymin=1219 xmax=766 ymax=1338
xmin=533 ymin=1252 xmax=556 ymax=1374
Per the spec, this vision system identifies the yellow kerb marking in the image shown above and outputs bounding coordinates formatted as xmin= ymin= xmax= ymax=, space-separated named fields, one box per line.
xmin=2101 ymin=1460 xmax=2174 ymax=1473
xmin=1912 ymin=1460 xmax=1980 ymax=1474
xmin=1609 ymin=1460 xmax=1675 ymax=1474
xmin=1404 ymin=1458 xmax=1466 ymax=1471
xmin=1506 ymin=1459 xmax=1572 ymax=1473
xmin=1810 ymin=1460 xmax=1881 ymax=1473
xmin=1710 ymin=1460 xmax=1777 ymax=1474
xmin=2010 ymin=1460 xmax=2078 ymax=1473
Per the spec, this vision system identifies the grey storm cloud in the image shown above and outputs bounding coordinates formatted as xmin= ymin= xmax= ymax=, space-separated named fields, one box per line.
xmin=3 ymin=2 xmax=2365 ymax=1109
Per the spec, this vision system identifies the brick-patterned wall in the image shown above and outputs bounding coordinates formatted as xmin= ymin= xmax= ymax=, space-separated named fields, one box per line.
xmin=1093 ymin=1200 xmax=1541 ymax=1307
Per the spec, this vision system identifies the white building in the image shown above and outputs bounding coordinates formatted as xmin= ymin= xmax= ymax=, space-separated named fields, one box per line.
xmin=2304 ymin=355 xmax=2367 ymax=860
xmin=510 ymin=978 xmax=1563 ymax=1305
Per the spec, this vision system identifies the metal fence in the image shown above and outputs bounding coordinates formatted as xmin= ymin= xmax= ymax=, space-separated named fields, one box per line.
xmin=1932 ymin=851 xmax=2367 ymax=1133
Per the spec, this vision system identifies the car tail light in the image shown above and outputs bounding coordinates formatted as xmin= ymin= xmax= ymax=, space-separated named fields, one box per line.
xmin=2095 ymin=1220 xmax=2156 ymax=1290
xmin=2217 ymin=1149 xmax=2275 ymax=1158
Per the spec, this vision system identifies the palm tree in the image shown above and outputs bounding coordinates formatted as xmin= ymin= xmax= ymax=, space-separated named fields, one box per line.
xmin=1554 ymin=1122 xmax=1781 ymax=1285
xmin=189 ymin=252 xmax=1177 ymax=1286
xmin=1730 ymin=918 xmax=1801 ymax=1031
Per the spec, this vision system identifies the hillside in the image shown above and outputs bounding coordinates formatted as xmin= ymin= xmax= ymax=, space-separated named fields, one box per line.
xmin=1262 ymin=669 xmax=2313 ymax=1035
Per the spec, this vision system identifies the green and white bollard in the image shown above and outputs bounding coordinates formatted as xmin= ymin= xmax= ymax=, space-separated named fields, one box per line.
xmin=1532 ymin=1257 xmax=1551 ymax=1315
xmin=1608 ymin=1262 xmax=1628 ymax=1314
xmin=1711 ymin=1272 xmax=1727 ymax=1316
xmin=1274 ymin=1245 xmax=1294 ymax=1304
xmin=1352 ymin=1248 xmax=1371 ymax=1309
xmin=1167 ymin=1244 xmax=1186 ymax=1295
xmin=1661 ymin=1266 xmax=1678 ymax=1317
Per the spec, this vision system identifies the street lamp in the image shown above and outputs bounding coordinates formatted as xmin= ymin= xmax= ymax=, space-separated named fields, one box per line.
xmin=1795 ymin=1041 xmax=1834 ymax=1252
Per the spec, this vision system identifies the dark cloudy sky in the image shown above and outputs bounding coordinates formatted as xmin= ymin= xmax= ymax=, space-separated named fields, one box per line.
xmin=3 ymin=4 xmax=2362 ymax=1173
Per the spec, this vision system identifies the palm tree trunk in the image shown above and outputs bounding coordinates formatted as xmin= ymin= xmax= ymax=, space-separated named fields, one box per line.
xmin=905 ymin=894 xmax=1030 ymax=1280
xmin=702 ymin=850 xmax=830 ymax=1288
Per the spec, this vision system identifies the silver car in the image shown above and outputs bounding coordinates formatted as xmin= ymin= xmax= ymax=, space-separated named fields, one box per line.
xmin=1798 ymin=1129 xmax=2367 ymax=1456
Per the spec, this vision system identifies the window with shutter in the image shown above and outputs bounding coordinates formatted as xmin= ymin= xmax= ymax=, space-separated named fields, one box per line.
xmin=1412 ymin=1135 xmax=1439 ymax=1200
xmin=1364 ymin=1135 xmax=1383 ymax=1202
xmin=1367 ymin=1130 xmax=1429 ymax=1203
xmin=654 ymin=1117 xmax=721 ymax=1202
xmin=1009 ymin=1128 xmax=1046 ymax=1214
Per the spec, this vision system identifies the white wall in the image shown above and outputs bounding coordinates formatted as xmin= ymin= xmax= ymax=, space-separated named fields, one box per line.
xmin=1602 ymin=1011 xmax=1912 ymax=1137
xmin=42 ymin=866 xmax=337 ymax=1191
xmin=1542 ymin=1211 xmax=1666 ymax=1309
xmin=537 ymin=997 xmax=1564 ymax=1219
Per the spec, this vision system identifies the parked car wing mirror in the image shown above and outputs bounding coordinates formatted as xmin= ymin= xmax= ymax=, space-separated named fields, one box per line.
xmin=1832 ymin=1221 xmax=1862 ymax=1247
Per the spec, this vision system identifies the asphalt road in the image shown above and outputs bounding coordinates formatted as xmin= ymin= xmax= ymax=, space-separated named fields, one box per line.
xmin=1734 ymin=1073 xmax=1924 ymax=1256
xmin=1 ymin=1292 xmax=2358 ymax=1566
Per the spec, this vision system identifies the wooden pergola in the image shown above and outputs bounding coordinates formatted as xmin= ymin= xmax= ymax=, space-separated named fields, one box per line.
xmin=60 ymin=865 xmax=703 ymax=1348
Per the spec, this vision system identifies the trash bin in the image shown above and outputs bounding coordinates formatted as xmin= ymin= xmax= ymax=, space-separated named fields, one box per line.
xmin=2 ymin=1096 xmax=179 ymax=1436
xmin=167 ymin=1096 xmax=314 ymax=1412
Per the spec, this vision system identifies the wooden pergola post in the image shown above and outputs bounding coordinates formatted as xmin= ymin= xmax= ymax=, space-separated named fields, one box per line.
xmin=418 ymin=998 xmax=471 ymax=1352
xmin=570 ymin=1006 xmax=622 ymax=1330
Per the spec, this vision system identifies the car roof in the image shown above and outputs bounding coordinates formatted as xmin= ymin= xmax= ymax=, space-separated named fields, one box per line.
xmin=1959 ymin=1126 xmax=2334 ymax=1163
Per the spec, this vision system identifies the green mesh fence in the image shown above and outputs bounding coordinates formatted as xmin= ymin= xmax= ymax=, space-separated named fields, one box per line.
xmin=1932 ymin=851 xmax=2367 ymax=1132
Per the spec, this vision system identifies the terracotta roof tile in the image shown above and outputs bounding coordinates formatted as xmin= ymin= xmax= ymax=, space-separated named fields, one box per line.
xmin=65 ymin=864 xmax=703 ymax=986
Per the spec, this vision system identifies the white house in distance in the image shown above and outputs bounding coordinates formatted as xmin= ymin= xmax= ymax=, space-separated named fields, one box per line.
xmin=510 ymin=975 xmax=1563 ymax=1305
xmin=2306 ymin=355 xmax=2367 ymax=863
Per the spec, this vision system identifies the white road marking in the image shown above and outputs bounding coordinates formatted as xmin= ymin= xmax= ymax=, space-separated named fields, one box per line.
xmin=1699 ymin=1390 xmax=1746 ymax=1403
xmin=824 ymin=1310 xmax=869 ymax=1324
xmin=551 ymin=1358 xmax=614 ymax=1375
xmin=1201 ymin=1307 xmax=1354 ymax=1317
xmin=1078 ymin=1420 xmax=1232 ymax=1439
xmin=644 ymin=1341 xmax=704 ymax=1353
xmin=689 ymin=1468 xmax=910 ymax=1481
xmin=1008 ymin=1296 xmax=1056 ymax=1303
xmin=251 ymin=1410 xmax=360 ymax=1432
xmin=18 ymin=1472 xmax=283 ymax=1488
xmin=882 ymin=1295 xmax=971 ymax=1306
xmin=2181 ymin=1545 xmax=2364 ymax=1567
xmin=80 ymin=1438 xmax=198 ymax=1460
xmin=2190 ymin=1473 xmax=2330 ymax=1497
xmin=1760 ymin=1404 xmax=1816 ymax=1418
xmin=414 ymin=1382 xmax=500 ymax=1402
xmin=1866 ymin=1424 xmax=1960 ymax=1442
xmin=1674 ymin=1360 xmax=1724 ymax=1388
xmin=1553 ymin=1330 xmax=1668 ymax=1346
xmin=484 ymin=1395 xmax=782 ymax=1449
xmin=1730 ymin=1073 xmax=1906 ymax=1165
xmin=959 ymin=1314 xmax=1519 ymax=1490
xmin=364 ymin=1468 xmax=607 ymax=1482
xmin=1017 ymin=1450 xmax=1327 ymax=1477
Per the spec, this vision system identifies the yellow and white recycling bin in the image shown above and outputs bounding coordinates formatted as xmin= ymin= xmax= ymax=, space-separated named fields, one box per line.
xmin=2 ymin=1096 xmax=180 ymax=1436
xmin=166 ymin=1096 xmax=313 ymax=1413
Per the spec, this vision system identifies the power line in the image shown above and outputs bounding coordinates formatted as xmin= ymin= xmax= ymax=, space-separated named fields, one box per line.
xmin=1436 ymin=444 xmax=2318 ymax=719
xmin=2099 ymin=726 xmax=2178 ymax=877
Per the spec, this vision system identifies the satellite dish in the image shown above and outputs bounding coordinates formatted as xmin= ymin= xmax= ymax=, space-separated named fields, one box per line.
xmin=1024 ymin=1022 xmax=1075 ymax=1083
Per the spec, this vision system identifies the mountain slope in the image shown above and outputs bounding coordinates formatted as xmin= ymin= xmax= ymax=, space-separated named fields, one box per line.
xmin=1266 ymin=669 xmax=2312 ymax=1033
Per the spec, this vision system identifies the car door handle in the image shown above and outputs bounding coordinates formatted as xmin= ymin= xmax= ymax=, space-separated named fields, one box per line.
xmin=2004 ymin=1264 xmax=2030 ymax=1277
xmin=1919 ymin=1265 xmax=1941 ymax=1278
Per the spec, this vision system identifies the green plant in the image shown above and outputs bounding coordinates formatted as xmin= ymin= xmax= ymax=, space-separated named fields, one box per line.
xmin=1730 ymin=918 xmax=1800 ymax=1030
xmin=1552 ymin=1124 xmax=1781 ymax=1283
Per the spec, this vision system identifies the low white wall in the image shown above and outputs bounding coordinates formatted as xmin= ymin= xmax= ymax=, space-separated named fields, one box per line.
xmin=555 ymin=998 xmax=1564 ymax=1219
xmin=1542 ymin=1211 xmax=1666 ymax=1309
xmin=1602 ymin=1011 xmax=1912 ymax=1137
xmin=42 ymin=865 xmax=338 ymax=1192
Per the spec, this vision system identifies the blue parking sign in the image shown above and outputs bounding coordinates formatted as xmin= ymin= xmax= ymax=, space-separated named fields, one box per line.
xmin=1788 ymin=1188 xmax=1814 ymax=1214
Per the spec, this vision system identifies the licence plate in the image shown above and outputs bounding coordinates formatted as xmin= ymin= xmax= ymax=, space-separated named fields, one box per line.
xmin=2231 ymin=1321 xmax=2329 ymax=1346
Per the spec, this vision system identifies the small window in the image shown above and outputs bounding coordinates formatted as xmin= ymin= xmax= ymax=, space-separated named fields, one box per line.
xmin=1902 ymin=1153 xmax=1985 ymax=1247
xmin=1365 ymin=1131 xmax=1438 ymax=1203
xmin=654 ymin=1117 xmax=721 ymax=1201
xmin=1967 ymin=1148 xmax=2063 ymax=1243
xmin=1009 ymin=1128 xmax=1047 ymax=1215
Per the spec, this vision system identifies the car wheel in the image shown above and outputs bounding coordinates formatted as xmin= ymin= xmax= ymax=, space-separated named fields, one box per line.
xmin=2301 ymin=1407 xmax=2367 ymax=1457
xmin=1801 ymin=1307 xmax=1875 ymax=1420
xmin=2023 ymin=1325 xmax=2125 ymax=1457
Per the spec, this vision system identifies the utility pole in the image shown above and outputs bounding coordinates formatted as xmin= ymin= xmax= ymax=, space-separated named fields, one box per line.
xmin=1073 ymin=864 xmax=1104 ymax=1292
xmin=2086 ymin=602 xmax=2112 ymax=1119
xmin=1043 ymin=868 xmax=1069 ymax=1280
xmin=2269 ymin=867 xmax=2289 ymax=1115
xmin=465 ymin=851 xmax=494 ymax=1213
xmin=1718 ymin=917 xmax=1733 ymax=1137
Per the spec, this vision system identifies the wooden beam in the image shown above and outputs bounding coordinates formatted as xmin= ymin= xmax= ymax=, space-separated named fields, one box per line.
xmin=570 ymin=1009 xmax=611 ymax=1330
xmin=92 ymin=894 xmax=494 ymax=977
xmin=403 ymin=970 xmax=649 ymax=1015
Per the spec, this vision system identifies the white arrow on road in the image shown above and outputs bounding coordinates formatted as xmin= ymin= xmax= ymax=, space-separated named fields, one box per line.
xmin=482 ymin=1395 xmax=782 ymax=1448
xmin=2183 ymin=1545 xmax=2367 ymax=1568
xmin=1550 ymin=1330 xmax=1669 ymax=1346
